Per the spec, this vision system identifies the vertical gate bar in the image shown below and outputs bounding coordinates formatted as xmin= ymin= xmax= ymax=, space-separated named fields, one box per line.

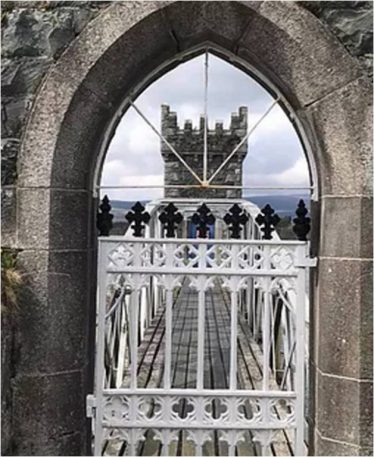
xmin=229 ymin=289 xmax=238 ymax=390
xmin=130 ymin=429 xmax=136 ymax=457
xmin=197 ymin=286 xmax=205 ymax=390
xmin=93 ymin=241 xmax=108 ymax=456
xmin=295 ymin=245 xmax=306 ymax=456
xmin=164 ymin=288 xmax=173 ymax=389
xmin=197 ymin=244 xmax=207 ymax=390
xmin=164 ymin=243 xmax=174 ymax=389
xmin=130 ymin=285 xmax=140 ymax=390
xmin=262 ymin=245 xmax=271 ymax=391
xmin=230 ymin=245 xmax=239 ymax=390
xmin=116 ymin=294 xmax=127 ymax=388
xmin=203 ymin=50 xmax=209 ymax=183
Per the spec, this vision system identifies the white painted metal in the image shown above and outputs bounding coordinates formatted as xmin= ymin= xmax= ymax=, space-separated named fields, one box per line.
xmin=98 ymin=184 xmax=314 ymax=190
xmin=88 ymin=230 xmax=313 ymax=456
xmin=203 ymin=51 xmax=209 ymax=184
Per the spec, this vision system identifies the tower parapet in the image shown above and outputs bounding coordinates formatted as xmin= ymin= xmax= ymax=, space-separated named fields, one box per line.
xmin=161 ymin=105 xmax=248 ymax=198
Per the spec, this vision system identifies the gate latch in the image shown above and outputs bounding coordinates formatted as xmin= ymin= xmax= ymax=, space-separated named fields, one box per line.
xmin=86 ymin=395 xmax=97 ymax=418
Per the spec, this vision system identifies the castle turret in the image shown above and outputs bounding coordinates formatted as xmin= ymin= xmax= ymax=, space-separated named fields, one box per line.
xmin=161 ymin=105 xmax=248 ymax=198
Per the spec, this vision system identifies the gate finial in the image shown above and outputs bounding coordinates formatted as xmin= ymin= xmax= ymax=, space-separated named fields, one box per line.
xmin=293 ymin=199 xmax=311 ymax=241
xmin=223 ymin=204 xmax=249 ymax=239
xmin=255 ymin=204 xmax=280 ymax=240
xmin=125 ymin=202 xmax=151 ymax=237
xmin=159 ymin=203 xmax=183 ymax=238
xmin=97 ymin=195 xmax=113 ymax=236
xmin=191 ymin=203 xmax=215 ymax=238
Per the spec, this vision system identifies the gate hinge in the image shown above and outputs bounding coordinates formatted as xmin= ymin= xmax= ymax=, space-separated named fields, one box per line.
xmin=86 ymin=394 xmax=97 ymax=418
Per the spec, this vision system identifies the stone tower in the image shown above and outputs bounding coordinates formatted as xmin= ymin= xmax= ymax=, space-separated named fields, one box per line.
xmin=161 ymin=105 xmax=248 ymax=199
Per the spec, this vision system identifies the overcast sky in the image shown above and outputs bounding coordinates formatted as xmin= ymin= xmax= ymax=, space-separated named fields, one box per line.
xmin=101 ymin=53 xmax=309 ymax=201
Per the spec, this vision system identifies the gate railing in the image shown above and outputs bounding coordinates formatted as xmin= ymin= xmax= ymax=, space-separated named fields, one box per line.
xmin=89 ymin=236 xmax=315 ymax=456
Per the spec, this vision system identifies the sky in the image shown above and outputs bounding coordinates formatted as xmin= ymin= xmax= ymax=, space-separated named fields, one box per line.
xmin=100 ymin=53 xmax=310 ymax=201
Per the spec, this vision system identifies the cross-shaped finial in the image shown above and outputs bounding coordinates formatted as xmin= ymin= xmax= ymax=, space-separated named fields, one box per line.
xmin=255 ymin=204 xmax=280 ymax=240
xmin=191 ymin=203 xmax=215 ymax=238
xmin=293 ymin=199 xmax=311 ymax=241
xmin=125 ymin=201 xmax=151 ymax=237
xmin=223 ymin=203 xmax=249 ymax=239
xmin=159 ymin=203 xmax=183 ymax=238
xmin=97 ymin=195 xmax=113 ymax=236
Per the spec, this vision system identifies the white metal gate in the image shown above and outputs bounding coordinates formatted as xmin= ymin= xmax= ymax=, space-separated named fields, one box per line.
xmin=87 ymin=230 xmax=314 ymax=456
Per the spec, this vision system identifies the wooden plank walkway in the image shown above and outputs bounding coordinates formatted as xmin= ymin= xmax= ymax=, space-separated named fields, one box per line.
xmin=105 ymin=279 xmax=293 ymax=456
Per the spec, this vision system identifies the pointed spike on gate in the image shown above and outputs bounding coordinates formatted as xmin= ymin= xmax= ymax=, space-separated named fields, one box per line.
xmin=255 ymin=203 xmax=280 ymax=240
xmin=159 ymin=202 xmax=183 ymax=238
xmin=125 ymin=201 xmax=151 ymax=237
xmin=191 ymin=203 xmax=215 ymax=238
xmin=97 ymin=194 xmax=113 ymax=236
xmin=292 ymin=199 xmax=311 ymax=241
xmin=223 ymin=204 xmax=249 ymax=239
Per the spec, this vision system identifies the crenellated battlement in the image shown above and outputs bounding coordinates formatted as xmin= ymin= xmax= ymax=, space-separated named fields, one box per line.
xmin=160 ymin=105 xmax=248 ymax=198
xmin=161 ymin=104 xmax=247 ymax=138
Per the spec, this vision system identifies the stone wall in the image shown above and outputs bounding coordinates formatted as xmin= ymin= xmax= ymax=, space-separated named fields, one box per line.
xmin=1 ymin=2 xmax=109 ymax=454
xmin=1 ymin=1 xmax=109 ymax=250
xmin=0 ymin=2 xmax=372 ymax=455
xmin=1 ymin=0 xmax=372 ymax=246
xmin=161 ymin=105 xmax=247 ymax=199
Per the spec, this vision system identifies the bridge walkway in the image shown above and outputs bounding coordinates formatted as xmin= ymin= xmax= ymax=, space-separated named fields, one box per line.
xmin=105 ymin=280 xmax=293 ymax=456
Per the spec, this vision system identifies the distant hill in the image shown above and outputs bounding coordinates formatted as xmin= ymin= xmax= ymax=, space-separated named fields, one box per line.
xmin=246 ymin=194 xmax=310 ymax=216
xmin=109 ymin=194 xmax=310 ymax=221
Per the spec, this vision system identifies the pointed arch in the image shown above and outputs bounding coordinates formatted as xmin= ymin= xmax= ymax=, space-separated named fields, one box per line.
xmin=15 ymin=2 xmax=372 ymax=455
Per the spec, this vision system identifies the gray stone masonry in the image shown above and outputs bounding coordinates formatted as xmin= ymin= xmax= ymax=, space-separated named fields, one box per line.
xmin=161 ymin=105 xmax=247 ymax=199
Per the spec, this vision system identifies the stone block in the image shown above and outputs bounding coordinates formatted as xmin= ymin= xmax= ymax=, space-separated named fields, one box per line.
xmin=1 ymin=187 xmax=17 ymax=247
xmin=316 ymin=372 xmax=373 ymax=447
xmin=53 ymin=2 xmax=175 ymax=104
xmin=18 ymin=68 xmax=80 ymax=188
xmin=304 ymin=76 xmax=373 ymax=196
xmin=17 ymin=249 xmax=49 ymax=304
xmin=77 ymin=1 xmax=178 ymax=107
xmin=165 ymin=1 xmax=259 ymax=50
xmin=48 ymin=190 xmax=90 ymax=250
xmin=12 ymin=371 xmax=86 ymax=456
xmin=316 ymin=257 xmax=373 ymax=379
xmin=237 ymin=1 xmax=362 ymax=108
xmin=16 ymin=251 xmax=90 ymax=375
xmin=320 ymin=196 xmax=373 ymax=259
xmin=17 ymin=188 xmax=92 ymax=251
xmin=52 ymin=84 xmax=111 ymax=188
xmin=314 ymin=430 xmax=361 ymax=456
xmin=17 ymin=188 xmax=50 ymax=249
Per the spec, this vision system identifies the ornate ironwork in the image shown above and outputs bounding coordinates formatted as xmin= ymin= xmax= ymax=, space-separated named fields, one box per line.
xmin=191 ymin=203 xmax=215 ymax=238
xmin=223 ymin=203 xmax=249 ymax=239
xmin=255 ymin=204 xmax=280 ymax=240
xmin=97 ymin=195 xmax=113 ymax=236
xmin=159 ymin=203 xmax=183 ymax=238
xmin=125 ymin=202 xmax=151 ymax=237
xmin=293 ymin=199 xmax=311 ymax=241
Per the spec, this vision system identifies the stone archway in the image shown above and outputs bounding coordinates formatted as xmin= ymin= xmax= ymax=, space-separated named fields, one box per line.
xmin=14 ymin=2 xmax=372 ymax=455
